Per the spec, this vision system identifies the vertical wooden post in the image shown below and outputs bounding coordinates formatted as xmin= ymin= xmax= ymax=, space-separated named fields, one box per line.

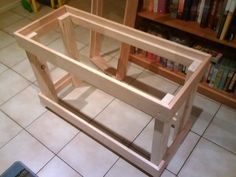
xmin=90 ymin=0 xmax=103 ymax=58
xmin=58 ymin=14 xmax=81 ymax=87
xmin=26 ymin=52 xmax=58 ymax=102
xmin=116 ymin=0 xmax=139 ymax=80
xmin=151 ymin=118 xmax=171 ymax=165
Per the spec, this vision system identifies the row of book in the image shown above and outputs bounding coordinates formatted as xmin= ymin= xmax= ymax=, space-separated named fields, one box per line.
xmin=143 ymin=0 xmax=236 ymax=41
xmin=134 ymin=26 xmax=236 ymax=93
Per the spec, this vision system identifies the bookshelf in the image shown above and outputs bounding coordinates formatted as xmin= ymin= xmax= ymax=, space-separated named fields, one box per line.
xmin=128 ymin=5 xmax=236 ymax=109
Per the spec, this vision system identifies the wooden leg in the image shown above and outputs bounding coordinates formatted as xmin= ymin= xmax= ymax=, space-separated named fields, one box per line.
xmin=151 ymin=118 xmax=171 ymax=165
xmin=58 ymin=14 xmax=81 ymax=87
xmin=26 ymin=52 xmax=58 ymax=102
xmin=90 ymin=0 xmax=103 ymax=58
xmin=116 ymin=0 xmax=138 ymax=80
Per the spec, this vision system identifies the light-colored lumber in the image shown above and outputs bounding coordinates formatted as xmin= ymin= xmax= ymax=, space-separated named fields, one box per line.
xmin=90 ymin=0 xmax=103 ymax=58
xmin=26 ymin=52 xmax=58 ymax=102
xmin=14 ymin=6 xmax=210 ymax=177
xmin=39 ymin=93 xmax=161 ymax=177
xmin=116 ymin=0 xmax=139 ymax=80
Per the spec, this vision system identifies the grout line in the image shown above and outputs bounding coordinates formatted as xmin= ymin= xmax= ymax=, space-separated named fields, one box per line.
xmin=176 ymin=104 xmax=222 ymax=176
xmin=102 ymin=157 xmax=120 ymax=177
xmin=36 ymin=154 xmax=56 ymax=175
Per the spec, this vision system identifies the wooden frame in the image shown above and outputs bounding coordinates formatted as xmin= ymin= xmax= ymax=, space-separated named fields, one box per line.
xmin=14 ymin=5 xmax=210 ymax=177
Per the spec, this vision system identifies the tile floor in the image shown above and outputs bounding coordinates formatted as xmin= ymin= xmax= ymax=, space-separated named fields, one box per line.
xmin=0 ymin=1 xmax=236 ymax=177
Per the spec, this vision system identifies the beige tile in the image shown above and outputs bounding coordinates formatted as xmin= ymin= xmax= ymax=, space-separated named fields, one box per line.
xmin=62 ymin=82 xmax=114 ymax=118
xmin=95 ymin=99 xmax=151 ymax=142
xmin=131 ymin=70 xmax=179 ymax=99
xmin=0 ymin=11 xmax=23 ymax=29
xmin=0 ymin=130 xmax=53 ymax=174
xmin=27 ymin=111 xmax=79 ymax=153
xmin=58 ymin=132 xmax=118 ymax=177
xmin=13 ymin=59 xmax=36 ymax=82
xmin=0 ymin=69 xmax=29 ymax=105
xmin=74 ymin=27 xmax=90 ymax=45
xmin=191 ymin=94 xmax=220 ymax=135
xmin=105 ymin=158 xmax=148 ymax=177
xmin=38 ymin=156 xmax=82 ymax=177
xmin=50 ymin=67 xmax=68 ymax=83
xmin=0 ymin=64 xmax=7 ymax=74
xmin=0 ymin=31 xmax=15 ymax=49
xmin=179 ymin=138 xmax=236 ymax=177
xmin=39 ymin=30 xmax=60 ymax=45
xmin=161 ymin=170 xmax=176 ymax=177
xmin=0 ymin=42 xmax=26 ymax=67
xmin=3 ymin=18 xmax=32 ymax=35
xmin=204 ymin=105 xmax=236 ymax=153
xmin=1 ymin=85 xmax=46 ymax=127
xmin=167 ymin=132 xmax=200 ymax=174
xmin=0 ymin=111 xmax=22 ymax=147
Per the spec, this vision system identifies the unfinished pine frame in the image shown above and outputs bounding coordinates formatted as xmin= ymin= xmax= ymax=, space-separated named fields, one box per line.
xmin=14 ymin=4 xmax=211 ymax=177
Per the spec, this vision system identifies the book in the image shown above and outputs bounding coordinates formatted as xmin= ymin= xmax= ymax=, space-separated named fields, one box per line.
xmin=158 ymin=0 xmax=167 ymax=14
xmin=228 ymin=72 xmax=236 ymax=92
xmin=197 ymin=0 xmax=206 ymax=23
xmin=217 ymin=0 xmax=232 ymax=38
xmin=208 ymin=0 xmax=220 ymax=29
xmin=183 ymin=0 xmax=194 ymax=20
xmin=190 ymin=0 xmax=200 ymax=21
xmin=169 ymin=0 xmax=179 ymax=18
xmin=148 ymin=0 xmax=154 ymax=12
xmin=225 ymin=12 xmax=236 ymax=40
xmin=220 ymin=0 xmax=236 ymax=40
xmin=178 ymin=0 xmax=186 ymax=18
xmin=200 ymin=0 xmax=212 ymax=28
xmin=209 ymin=64 xmax=219 ymax=87
xmin=153 ymin=0 xmax=158 ymax=13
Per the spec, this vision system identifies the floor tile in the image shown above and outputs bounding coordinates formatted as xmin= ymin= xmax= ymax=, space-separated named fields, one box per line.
xmin=74 ymin=27 xmax=90 ymax=45
xmin=12 ymin=59 xmax=36 ymax=82
xmin=0 ymin=111 xmax=22 ymax=148
xmin=38 ymin=156 xmax=82 ymax=177
xmin=105 ymin=158 xmax=148 ymax=177
xmin=3 ymin=18 xmax=32 ymax=35
xmin=0 ymin=64 xmax=7 ymax=74
xmin=0 ymin=130 xmax=53 ymax=174
xmin=58 ymin=132 xmax=118 ymax=177
xmin=191 ymin=94 xmax=220 ymax=135
xmin=167 ymin=132 xmax=200 ymax=174
xmin=131 ymin=70 xmax=179 ymax=99
xmin=161 ymin=170 xmax=176 ymax=177
xmin=1 ymin=85 xmax=46 ymax=127
xmin=0 ymin=31 xmax=15 ymax=49
xmin=39 ymin=30 xmax=60 ymax=45
xmin=62 ymin=82 xmax=114 ymax=118
xmin=179 ymin=138 xmax=236 ymax=177
xmin=0 ymin=69 xmax=29 ymax=105
xmin=95 ymin=99 xmax=151 ymax=142
xmin=0 ymin=11 xmax=23 ymax=29
xmin=27 ymin=111 xmax=79 ymax=153
xmin=0 ymin=42 xmax=26 ymax=67
xmin=50 ymin=67 xmax=68 ymax=83
xmin=204 ymin=105 xmax=236 ymax=153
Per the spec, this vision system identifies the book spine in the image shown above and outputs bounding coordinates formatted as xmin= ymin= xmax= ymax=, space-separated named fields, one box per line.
xmin=224 ymin=69 xmax=234 ymax=90
xmin=148 ymin=0 xmax=154 ymax=12
xmin=218 ymin=68 xmax=229 ymax=90
xmin=169 ymin=0 xmax=179 ymax=18
xmin=183 ymin=0 xmax=194 ymax=20
xmin=190 ymin=0 xmax=200 ymax=20
xmin=197 ymin=0 xmax=206 ymax=23
xmin=157 ymin=0 xmax=167 ymax=14
xmin=153 ymin=0 xmax=158 ymax=13
xmin=200 ymin=0 xmax=212 ymax=28
xmin=228 ymin=72 xmax=236 ymax=91
xmin=208 ymin=0 xmax=219 ymax=28
xmin=178 ymin=0 xmax=186 ymax=18
xmin=220 ymin=1 xmax=236 ymax=40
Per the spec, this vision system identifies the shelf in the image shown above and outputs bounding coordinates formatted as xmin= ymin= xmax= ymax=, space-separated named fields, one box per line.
xmin=129 ymin=54 xmax=236 ymax=108
xmin=138 ymin=11 xmax=236 ymax=49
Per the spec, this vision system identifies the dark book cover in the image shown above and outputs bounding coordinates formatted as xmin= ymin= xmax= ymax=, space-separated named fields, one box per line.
xmin=177 ymin=0 xmax=186 ymax=18
xmin=225 ymin=12 xmax=236 ymax=40
xmin=169 ymin=0 xmax=179 ymax=18
xmin=200 ymin=0 xmax=212 ymax=28
xmin=208 ymin=0 xmax=220 ymax=29
xmin=190 ymin=0 xmax=200 ymax=21
xmin=158 ymin=0 xmax=168 ymax=14
xmin=183 ymin=0 xmax=194 ymax=20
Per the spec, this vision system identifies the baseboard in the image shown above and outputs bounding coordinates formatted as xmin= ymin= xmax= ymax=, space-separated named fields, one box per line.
xmin=0 ymin=0 xmax=21 ymax=13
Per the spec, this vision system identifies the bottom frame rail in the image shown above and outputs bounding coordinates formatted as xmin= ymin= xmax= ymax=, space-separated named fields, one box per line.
xmin=39 ymin=93 xmax=162 ymax=177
